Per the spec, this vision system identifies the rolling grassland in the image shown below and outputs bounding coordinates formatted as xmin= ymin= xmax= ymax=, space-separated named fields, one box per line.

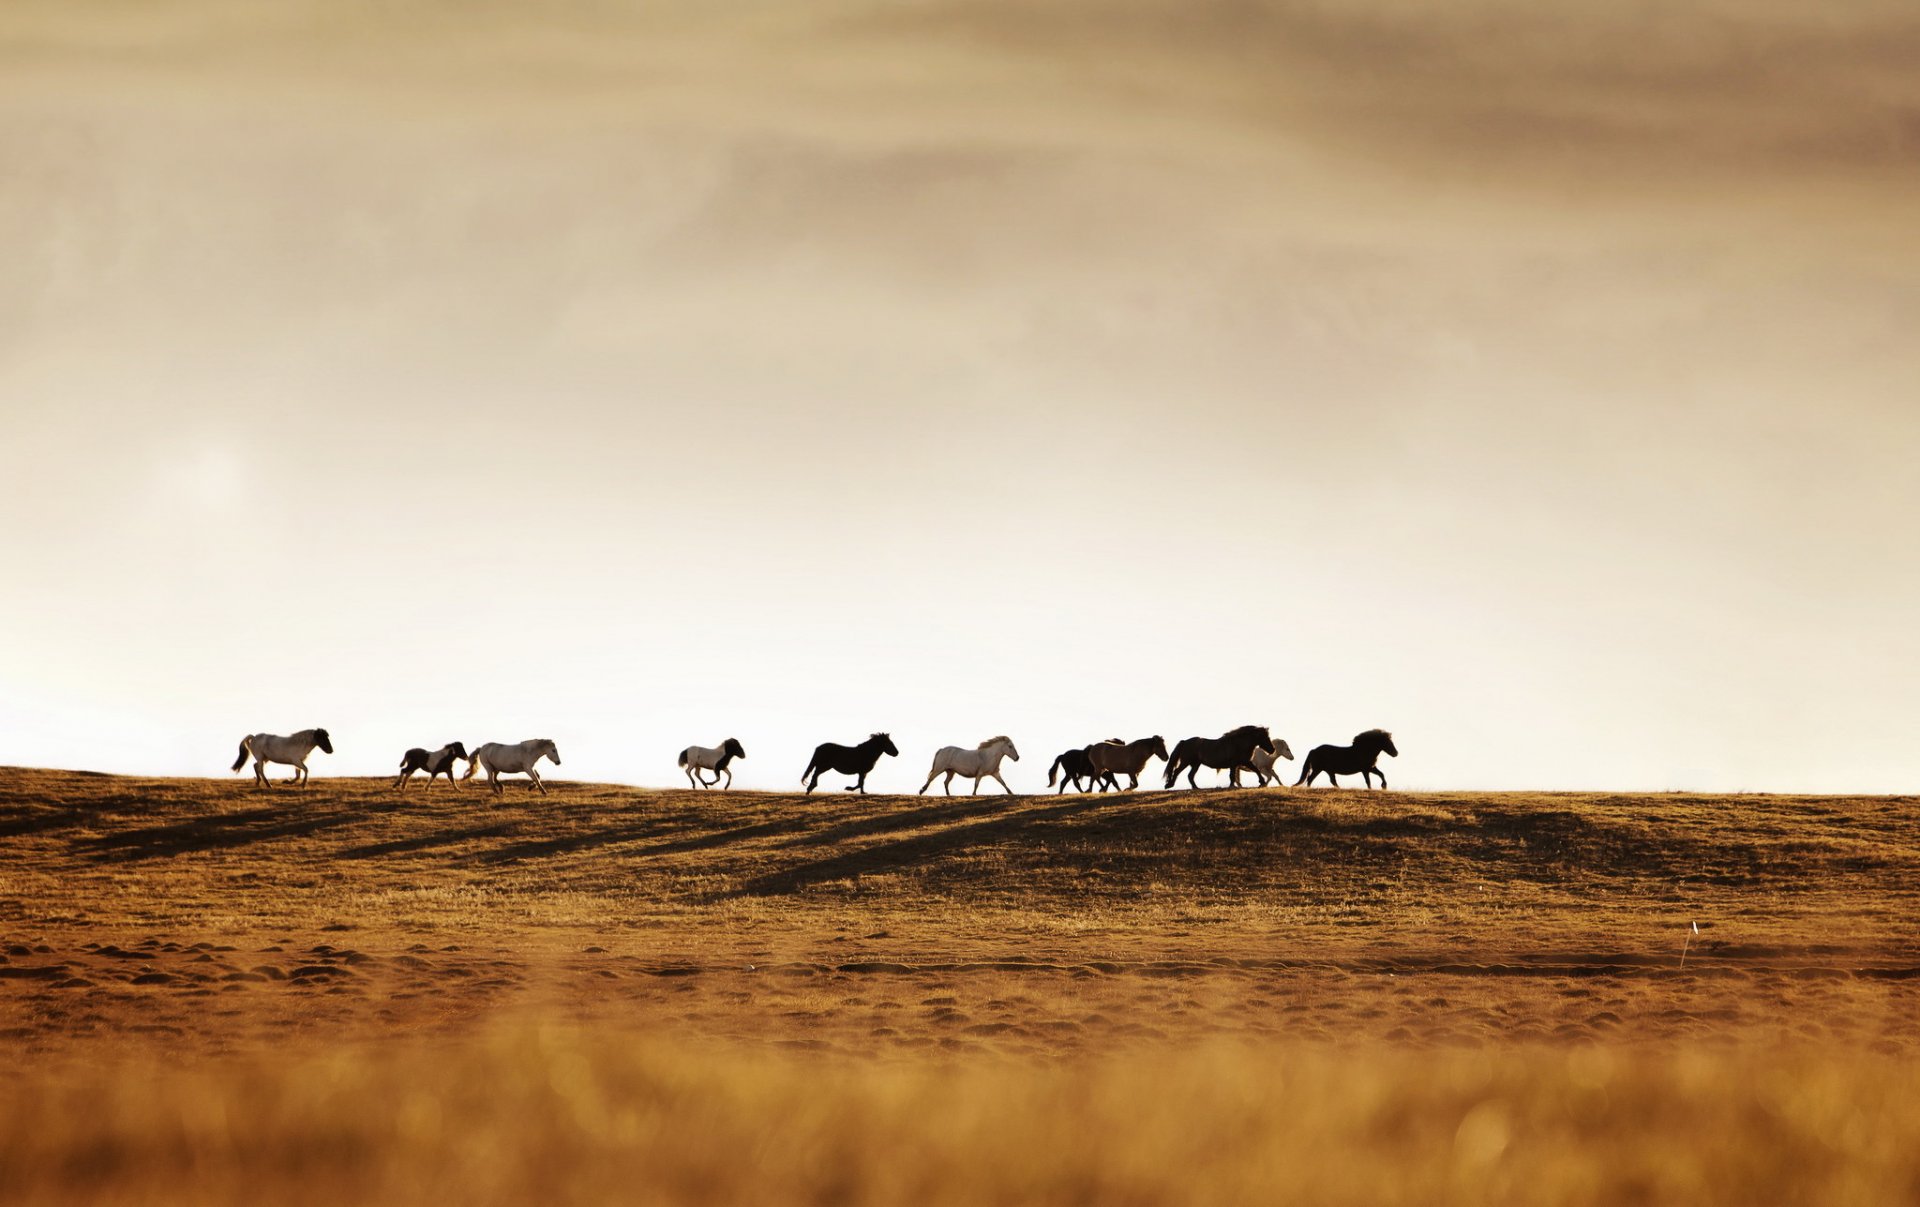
xmin=1 ymin=768 xmax=1916 ymax=1204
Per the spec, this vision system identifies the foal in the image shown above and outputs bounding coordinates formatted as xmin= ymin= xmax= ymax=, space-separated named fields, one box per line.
xmin=395 ymin=742 xmax=471 ymax=790
xmin=678 ymin=738 xmax=747 ymax=789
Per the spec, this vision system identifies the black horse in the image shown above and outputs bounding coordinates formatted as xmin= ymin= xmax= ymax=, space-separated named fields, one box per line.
xmin=1296 ymin=729 xmax=1398 ymax=788
xmin=1046 ymin=745 xmax=1105 ymax=794
xmin=802 ymin=733 xmax=899 ymax=795
xmin=1164 ymin=725 xmax=1275 ymax=789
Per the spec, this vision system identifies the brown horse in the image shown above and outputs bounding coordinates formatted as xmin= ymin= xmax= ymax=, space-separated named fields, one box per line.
xmin=1087 ymin=735 xmax=1169 ymax=791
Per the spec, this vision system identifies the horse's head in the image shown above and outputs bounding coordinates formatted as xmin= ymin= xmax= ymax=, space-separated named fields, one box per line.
xmin=874 ymin=733 xmax=899 ymax=758
xmin=1003 ymin=739 xmax=1019 ymax=762
xmin=543 ymin=740 xmax=562 ymax=765
xmin=979 ymin=735 xmax=1017 ymax=761
xmin=1356 ymin=729 xmax=1396 ymax=758
xmin=1272 ymin=739 xmax=1295 ymax=762
xmin=1248 ymin=726 xmax=1274 ymax=753
xmin=1148 ymin=735 xmax=1169 ymax=761
xmin=448 ymin=741 xmax=470 ymax=761
xmin=724 ymin=738 xmax=746 ymax=760
xmin=312 ymin=728 xmax=334 ymax=754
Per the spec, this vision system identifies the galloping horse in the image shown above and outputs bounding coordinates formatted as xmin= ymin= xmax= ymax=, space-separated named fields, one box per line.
xmin=231 ymin=728 xmax=332 ymax=789
xmin=802 ymin=733 xmax=898 ymax=795
xmin=1163 ymin=725 xmax=1275 ymax=789
xmin=1241 ymin=738 xmax=1296 ymax=787
xmin=395 ymin=741 xmax=470 ymax=790
xmin=1046 ymin=746 xmax=1103 ymax=794
xmin=1087 ymin=735 xmax=1169 ymax=791
xmin=1297 ymin=729 xmax=1398 ymax=788
xmin=678 ymin=738 xmax=746 ymax=789
xmin=465 ymin=739 xmax=562 ymax=795
xmin=919 ymin=736 xmax=1020 ymax=796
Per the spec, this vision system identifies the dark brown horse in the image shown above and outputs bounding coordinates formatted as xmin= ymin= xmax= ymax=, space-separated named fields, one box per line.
xmin=1088 ymin=736 xmax=1169 ymax=791
xmin=1164 ymin=725 xmax=1275 ymax=789
xmin=1296 ymin=729 xmax=1398 ymax=788
xmin=802 ymin=733 xmax=898 ymax=795
xmin=1046 ymin=743 xmax=1113 ymax=794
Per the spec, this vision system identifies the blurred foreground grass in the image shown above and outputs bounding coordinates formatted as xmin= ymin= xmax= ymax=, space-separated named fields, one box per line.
xmin=4 ymin=1028 xmax=1916 ymax=1206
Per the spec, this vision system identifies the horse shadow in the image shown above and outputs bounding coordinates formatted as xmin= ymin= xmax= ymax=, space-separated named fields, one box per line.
xmin=722 ymin=793 xmax=1125 ymax=899
xmin=464 ymin=812 xmax=813 ymax=866
xmin=340 ymin=821 xmax=524 ymax=860
xmin=773 ymin=794 xmax=1028 ymax=851
xmin=71 ymin=798 xmax=407 ymax=863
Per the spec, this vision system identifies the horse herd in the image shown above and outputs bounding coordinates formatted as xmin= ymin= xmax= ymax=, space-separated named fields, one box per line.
xmin=230 ymin=726 xmax=1399 ymax=795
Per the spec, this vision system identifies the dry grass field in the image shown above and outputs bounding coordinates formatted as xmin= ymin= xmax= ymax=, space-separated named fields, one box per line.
xmin=1 ymin=767 xmax=1917 ymax=1204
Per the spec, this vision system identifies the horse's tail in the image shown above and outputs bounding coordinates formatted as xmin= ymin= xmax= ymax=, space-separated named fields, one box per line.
xmin=1047 ymin=756 xmax=1063 ymax=787
xmin=231 ymin=738 xmax=251 ymax=773
xmin=677 ymin=748 xmax=690 ymax=768
xmin=1294 ymin=754 xmax=1315 ymax=786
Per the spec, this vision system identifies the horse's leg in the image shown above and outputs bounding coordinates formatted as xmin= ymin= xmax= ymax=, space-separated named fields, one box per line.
xmin=721 ymin=767 xmax=732 ymax=790
xmin=489 ymin=769 xmax=502 ymax=796
xmin=529 ymin=768 xmax=546 ymax=795
xmin=944 ymin=770 xmax=956 ymax=796
xmin=991 ymin=771 xmax=1012 ymax=794
xmin=919 ymin=767 xmax=937 ymax=795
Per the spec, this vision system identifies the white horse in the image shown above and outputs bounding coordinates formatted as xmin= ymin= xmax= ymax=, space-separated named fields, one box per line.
xmin=465 ymin=739 xmax=562 ymax=796
xmin=677 ymin=738 xmax=746 ymax=789
xmin=919 ymin=735 xmax=1020 ymax=796
xmin=231 ymin=728 xmax=333 ymax=789
xmin=1246 ymin=738 xmax=1297 ymax=787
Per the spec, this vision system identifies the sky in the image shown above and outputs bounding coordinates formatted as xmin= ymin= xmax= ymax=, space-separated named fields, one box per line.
xmin=2 ymin=0 xmax=1918 ymax=792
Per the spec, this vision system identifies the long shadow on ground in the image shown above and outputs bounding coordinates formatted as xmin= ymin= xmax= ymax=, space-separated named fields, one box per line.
xmin=724 ymin=794 xmax=1127 ymax=899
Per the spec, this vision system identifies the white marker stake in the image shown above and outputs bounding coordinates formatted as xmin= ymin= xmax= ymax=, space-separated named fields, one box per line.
xmin=1679 ymin=920 xmax=1700 ymax=970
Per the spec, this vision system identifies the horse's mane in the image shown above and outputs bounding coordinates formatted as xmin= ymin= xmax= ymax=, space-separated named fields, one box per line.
xmin=977 ymin=735 xmax=1013 ymax=749
xmin=1353 ymin=729 xmax=1392 ymax=746
xmin=1222 ymin=724 xmax=1267 ymax=738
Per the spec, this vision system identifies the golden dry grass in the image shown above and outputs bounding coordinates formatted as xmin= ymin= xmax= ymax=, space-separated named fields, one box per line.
xmin=2 ymin=767 xmax=1917 ymax=1203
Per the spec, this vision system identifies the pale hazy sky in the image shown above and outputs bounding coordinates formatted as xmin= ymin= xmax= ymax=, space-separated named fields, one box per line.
xmin=3 ymin=1 xmax=1917 ymax=791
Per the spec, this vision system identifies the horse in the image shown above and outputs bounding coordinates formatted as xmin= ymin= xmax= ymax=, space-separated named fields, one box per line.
xmin=1047 ymin=743 xmax=1116 ymax=794
xmin=394 ymin=742 xmax=470 ymax=790
xmin=919 ymin=736 xmax=1020 ymax=796
xmin=1163 ymin=725 xmax=1275 ymax=789
xmin=1240 ymin=738 xmax=1296 ymax=787
xmin=802 ymin=733 xmax=898 ymax=795
xmin=1297 ymin=729 xmax=1398 ymax=788
xmin=465 ymin=739 xmax=562 ymax=795
xmin=1087 ymin=735 xmax=1169 ymax=791
xmin=231 ymin=728 xmax=333 ymax=789
xmin=678 ymin=738 xmax=746 ymax=789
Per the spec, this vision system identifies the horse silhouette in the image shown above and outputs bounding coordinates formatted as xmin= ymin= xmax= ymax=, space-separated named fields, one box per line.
xmin=1296 ymin=729 xmax=1398 ymax=788
xmin=1164 ymin=725 xmax=1274 ymax=789
xmin=1047 ymin=746 xmax=1105 ymax=794
xmin=802 ymin=733 xmax=898 ymax=795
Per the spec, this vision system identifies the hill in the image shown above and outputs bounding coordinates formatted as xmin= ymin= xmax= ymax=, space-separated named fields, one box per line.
xmin=2 ymin=768 xmax=1917 ymax=1204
